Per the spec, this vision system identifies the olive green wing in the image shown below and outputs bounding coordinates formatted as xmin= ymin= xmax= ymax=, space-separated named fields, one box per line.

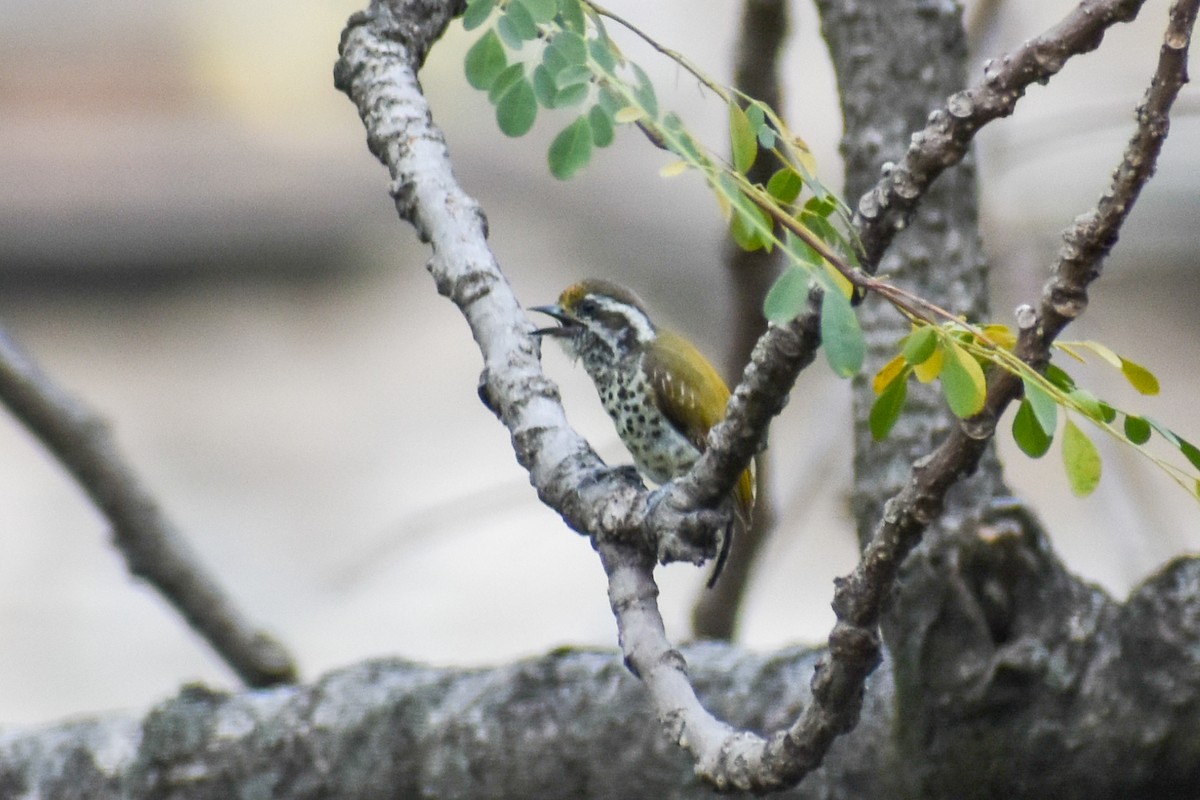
xmin=644 ymin=330 xmax=755 ymax=524
xmin=643 ymin=330 xmax=731 ymax=449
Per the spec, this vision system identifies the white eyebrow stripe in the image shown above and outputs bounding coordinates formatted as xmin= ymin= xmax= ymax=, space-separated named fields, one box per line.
xmin=592 ymin=295 xmax=656 ymax=345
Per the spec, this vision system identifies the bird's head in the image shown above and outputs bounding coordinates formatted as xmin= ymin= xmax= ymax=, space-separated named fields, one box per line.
xmin=530 ymin=279 xmax=657 ymax=365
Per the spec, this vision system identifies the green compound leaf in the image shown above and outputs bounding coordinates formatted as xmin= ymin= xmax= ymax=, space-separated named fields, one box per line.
xmin=1146 ymin=416 xmax=1181 ymax=446
xmin=1124 ymin=414 xmax=1152 ymax=445
xmin=821 ymin=287 xmax=865 ymax=378
xmin=1181 ymin=438 xmax=1200 ymax=472
xmin=532 ymin=64 xmax=557 ymax=107
xmin=551 ymin=30 xmax=588 ymax=65
xmin=494 ymin=75 xmax=538 ymax=137
xmin=543 ymin=40 xmax=569 ymax=75
xmin=1013 ymin=398 xmax=1053 ymax=458
xmin=729 ymin=196 xmax=772 ymax=252
xmin=781 ymin=229 xmax=823 ymax=270
xmin=1121 ymin=357 xmax=1160 ymax=396
xmin=729 ymin=103 xmax=757 ymax=174
xmin=596 ymin=85 xmax=623 ymax=115
xmin=1021 ymin=376 xmax=1057 ymax=437
xmin=745 ymin=103 xmax=776 ymax=148
xmin=588 ymin=35 xmax=617 ymax=71
xmin=516 ymin=0 xmax=557 ymax=24
xmin=487 ymin=63 xmax=525 ymax=103
xmin=763 ymin=266 xmax=809 ymax=325
xmin=557 ymin=0 xmax=586 ymax=33
xmin=766 ymin=168 xmax=803 ymax=205
xmin=902 ymin=326 xmax=938 ymax=366
xmin=548 ymin=115 xmax=593 ymax=179
xmin=804 ymin=194 xmax=837 ymax=218
xmin=746 ymin=102 xmax=765 ymax=130
xmin=462 ymin=0 xmax=497 ymax=31
xmin=1068 ymin=388 xmax=1105 ymax=422
xmin=553 ymin=82 xmax=589 ymax=108
xmin=555 ymin=63 xmax=592 ymax=90
xmin=1063 ymin=419 xmax=1102 ymax=497
xmin=497 ymin=1 xmax=538 ymax=47
xmin=870 ymin=367 xmax=909 ymax=440
xmin=465 ymin=29 xmax=507 ymax=90
xmin=1045 ymin=363 xmax=1076 ymax=392
xmin=631 ymin=63 xmax=658 ymax=118
xmin=588 ymin=105 xmax=614 ymax=147
xmin=940 ymin=341 xmax=986 ymax=418
xmin=1022 ymin=376 xmax=1060 ymax=438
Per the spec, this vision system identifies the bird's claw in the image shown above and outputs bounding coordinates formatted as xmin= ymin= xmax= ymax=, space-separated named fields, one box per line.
xmin=644 ymin=484 xmax=728 ymax=567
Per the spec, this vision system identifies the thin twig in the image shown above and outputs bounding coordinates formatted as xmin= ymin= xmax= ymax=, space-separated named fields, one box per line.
xmin=0 ymin=328 xmax=297 ymax=688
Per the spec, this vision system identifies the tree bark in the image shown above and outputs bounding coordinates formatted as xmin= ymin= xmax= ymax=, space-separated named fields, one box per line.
xmin=0 ymin=645 xmax=898 ymax=800
xmin=3 ymin=556 xmax=1200 ymax=798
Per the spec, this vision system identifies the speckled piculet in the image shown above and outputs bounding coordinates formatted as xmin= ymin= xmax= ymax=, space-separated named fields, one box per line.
xmin=531 ymin=279 xmax=755 ymax=584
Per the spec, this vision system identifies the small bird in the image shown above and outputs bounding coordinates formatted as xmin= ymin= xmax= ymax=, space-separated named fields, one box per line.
xmin=531 ymin=279 xmax=754 ymax=584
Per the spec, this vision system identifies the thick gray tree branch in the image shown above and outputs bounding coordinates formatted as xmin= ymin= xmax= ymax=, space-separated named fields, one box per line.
xmin=0 ymin=644 xmax=901 ymax=799
xmin=5 ymin=554 xmax=1200 ymax=798
xmin=0 ymin=328 xmax=296 ymax=688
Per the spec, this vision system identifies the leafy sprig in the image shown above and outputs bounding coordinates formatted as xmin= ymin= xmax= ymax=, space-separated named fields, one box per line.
xmin=461 ymin=0 xmax=1200 ymax=501
xmin=870 ymin=325 xmax=1200 ymax=498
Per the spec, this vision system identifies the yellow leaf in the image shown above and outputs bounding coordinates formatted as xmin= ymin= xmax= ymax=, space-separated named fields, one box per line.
xmin=914 ymin=345 xmax=944 ymax=383
xmin=981 ymin=324 xmax=1017 ymax=350
xmin=614 ymin=106 xmax=645 ymax=124
xmin=1055 ymin=343 xmax=1088 ymax=364
xmin=941 ymin=340 xmax=987 ymax=418
xmin=1121 ymin=357 xmax=1160 ymax=396
xmin=1062 ymin=419 xmax=1102 ymax=496
xmin=1077 ymin=340 xmax=1123 ymax=369
xmin=659 ymin=160 xmax=689 ymax=178
xmin=873 ymin=354 xmax=907 ymax=394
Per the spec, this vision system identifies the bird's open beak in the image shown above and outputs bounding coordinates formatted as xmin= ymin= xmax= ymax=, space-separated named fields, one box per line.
xmin=529 ymin=304 xmax=578 ymax=337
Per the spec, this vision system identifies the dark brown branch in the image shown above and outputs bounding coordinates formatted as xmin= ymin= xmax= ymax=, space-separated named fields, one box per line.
xmin=0 ymin=329 xmax=296 ymax=688
xmin=854 ymin=0 xmax=1150 ymax=271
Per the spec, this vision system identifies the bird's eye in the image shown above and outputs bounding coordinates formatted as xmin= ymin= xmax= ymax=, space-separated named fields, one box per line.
xmin=577 ymin=297 xmax=598 ymax=315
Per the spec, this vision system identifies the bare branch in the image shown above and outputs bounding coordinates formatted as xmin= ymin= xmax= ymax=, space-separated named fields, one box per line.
xmin=1033 ymin=0 xmax=1197 ymax=347
xmin=0 ymin=328 xmax=296 ymax=688
xmin=854 ymin=0 xmax=1151 ymax=271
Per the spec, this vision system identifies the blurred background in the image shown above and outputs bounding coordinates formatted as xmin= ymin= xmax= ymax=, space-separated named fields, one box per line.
xmin=0 ymin=0 xmax=1196 ymax=724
